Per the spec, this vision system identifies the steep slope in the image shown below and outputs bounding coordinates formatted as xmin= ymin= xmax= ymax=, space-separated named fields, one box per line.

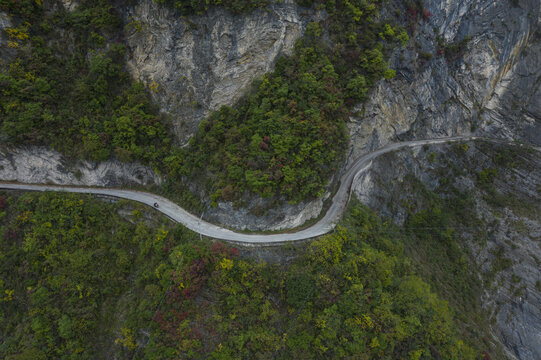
xmin=0 ymin=145 xmax=161 ymax=187
xmin=347 ymin=0 xmax=540 ymax=162
xmin=0 ymin=0 xmax=318 ymax=190
xmin=1 ymin=1 xmax=540 ymax=357
xmin=122 ymin=0 xmax=322 ymax=144
xmin=1 ymin=0 xmax=539 ymax=229
xmin=351 ymin=140 xmax=541 ymax=360
xmin=0 ymin=191 xmax=482 ymax=359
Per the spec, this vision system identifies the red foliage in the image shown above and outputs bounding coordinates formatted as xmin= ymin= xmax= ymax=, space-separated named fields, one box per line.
xmin=482 ymin=351 xmax=492 ymax=360
xmin=190 ymin=258 xmax=207 ymax=275
xmin=210 ymin=242 xmax=228 ymax=256
xmin=5 ymin=228 xmax=18 ymax=240
xmin=154 ymin=310 xmax=174 ymax=334
xmin=423 ymin=8 xmax=432 ymax=20
xmin=211 ymin=242 xmax=239 ymax=258
xmin=166 ymin=285 xmax=182 ymax=304
xmin=190 ymin=326 xmax=203 ymax=340
xmin=171 ymin=309 xmax=188 ymax=322
xmin=263 ymin=136 xmax=270 ymax=142
xmin=0 ymin=196 xmax=7 ymax=210
xmin=259 ymin=141 xmax=269 ymax=151
xmin=153 ymin=311 xmax=164 ymax=325
xmin=406 ymin=7 xmax=418 ymax=20
xmin=98 ymin=132 xmax=111 ymax=144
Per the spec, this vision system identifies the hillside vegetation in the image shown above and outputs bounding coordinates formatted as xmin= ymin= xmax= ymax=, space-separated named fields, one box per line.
xmin=0 ymin=192 xmax=486 ymax=359
xmin=0 ymin=0 xmax=407 ymax=205
xmin=0 ymin=0 xmax=171 ymax=164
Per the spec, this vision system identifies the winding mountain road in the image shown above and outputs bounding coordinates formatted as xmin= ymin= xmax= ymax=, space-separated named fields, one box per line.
xmin=0 ymin=136 xmax=535 ymax=244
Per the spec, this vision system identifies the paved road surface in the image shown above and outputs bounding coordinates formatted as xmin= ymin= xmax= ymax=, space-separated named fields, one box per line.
xmin=1 ymin=136 xmax=535 ymax=243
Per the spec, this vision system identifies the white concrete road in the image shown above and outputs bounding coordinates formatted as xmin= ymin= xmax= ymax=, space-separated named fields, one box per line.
xmin=0 ymin=136 xmax=535 ymax=244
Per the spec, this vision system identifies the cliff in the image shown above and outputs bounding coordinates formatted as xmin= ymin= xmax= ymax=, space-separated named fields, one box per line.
xmin=346 ymin=0 xmax=540 ymax=163
xmin=351 ymin=140 xmax=541 ymax=360
xmin=122 ymin=0 xmax=322 ymax=144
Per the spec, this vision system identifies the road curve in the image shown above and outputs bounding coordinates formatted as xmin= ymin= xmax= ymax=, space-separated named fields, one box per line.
xmin=0 ymin=136 xmax=535 ymax=243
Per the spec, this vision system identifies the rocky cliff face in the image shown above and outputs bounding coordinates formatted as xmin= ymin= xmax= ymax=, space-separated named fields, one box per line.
xmin=222 ymin=0 xmax=541 ymax=231
xmin=0 ymin=0 xmax=327 ymax=231
xmin=0 ymin=7 xmax=160 ymax=189
xmin=346 ymin=0 xmax=540 ymax=164
xmin=2 ymin=1 xmax=541 ymax=357
xmin=351 ymin=140 xmax=541 ymax=360
xmin=122 ymin=0 xmax=327 ymax=230
xmin=204 ymin=192 xmax=326 ymax=231
xmin=0 ymin=145 xmax=161 ymax=187
xmin=218 ymin=0 xmax=541 ymax=231
xmin=122 ymin=0 xmax=322 ymax=144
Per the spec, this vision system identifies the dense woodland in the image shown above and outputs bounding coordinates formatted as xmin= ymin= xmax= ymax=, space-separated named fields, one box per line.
xmin=0 ymin=0 xmax=171 ymax=164
xmin=0 ymin=191 xmax=491 ymax=359
xmin=0 ymin=0 xmax=408 ymax=205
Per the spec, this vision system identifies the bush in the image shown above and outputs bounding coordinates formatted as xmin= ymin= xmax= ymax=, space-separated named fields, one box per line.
xmin=286 ymin=272 xmax=316 ymax=307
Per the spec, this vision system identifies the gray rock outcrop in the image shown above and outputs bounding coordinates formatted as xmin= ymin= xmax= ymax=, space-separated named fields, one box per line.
xmin=122 ymin=0 xmax=322 ymax=144
xmin=0 ymin=11 xmax=16 ymax=65
xmin=1 ymin=0 xmax=540 ymax=233
xmin=0 ymin=1 xmax=326 ymax=230
xmin=205 ymin=194 xmax=325 ymax=231
xmin=346 ymin=0 xmax=541 ymax=164
xmin=60 ymin=0 xmax=79 ymax=12
xmin=0 ymin=146 xmax=161 ymax=187
xmin=0 ymin=1 xmax=540 ymax=356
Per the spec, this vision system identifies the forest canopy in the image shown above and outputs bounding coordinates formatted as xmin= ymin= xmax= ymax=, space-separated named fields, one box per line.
xmin=0 ymin=192 xmax=482 ymax=359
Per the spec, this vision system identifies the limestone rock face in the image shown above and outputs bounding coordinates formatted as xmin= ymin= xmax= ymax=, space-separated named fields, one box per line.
xmin=0 ymin=12 xmax=16 ymax=65
xmin=1 ymin=2 xmax=541 ymax=356
xmin=0 ymin=2 xmax=325 ymax=230
xmin=122 ymin=0 xmax=321 ymax=144
xmin=205 ymin=194 xmax=325 ymax=232
xmin=0 ymin=146 xmax=161 ymax=187
xmin=60 ymin=0 xmax=79 ymax=12
xmin=351 ymin=141 xmax=541 ymax=360
xmin=346 ymin=0 xmax=541 ymax=165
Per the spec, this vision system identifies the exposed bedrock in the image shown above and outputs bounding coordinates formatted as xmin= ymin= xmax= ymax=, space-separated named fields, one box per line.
xmin=215 ymin=0 xmax=541 ymax=231
xmin=346 ymin=0 xmax=541 ymax=164
xmin=0 ymin=12 xmax=16 ymax=65
xmin=122 ymin=0 xmax=322 ymax=144
xmin=0 ymin=146 xmax=161 ymax=188
xmin=204 ymin=191 xmax=326 ymax=232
